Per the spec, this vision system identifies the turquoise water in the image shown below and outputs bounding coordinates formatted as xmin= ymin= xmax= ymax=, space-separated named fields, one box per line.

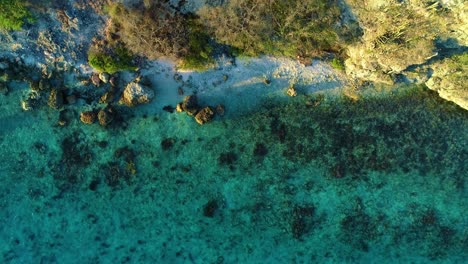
xmin=0 ymin=83 xmax=467 ymax=263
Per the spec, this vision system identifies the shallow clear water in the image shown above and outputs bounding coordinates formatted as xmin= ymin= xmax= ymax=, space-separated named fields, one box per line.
xmin=0 ymin=84 xmax=467 ymax=263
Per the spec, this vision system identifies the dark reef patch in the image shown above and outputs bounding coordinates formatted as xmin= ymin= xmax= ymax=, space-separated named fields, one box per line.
xmin=218 ymin=152 xmax=238 ymax=168
xmin=161 ymin=138 xmax=176 ymax=151
xmin=246 ymin=86 xmax=468 ymax=178
xmin=104 ymin=146 xmax=137 ymax=188
xmin=290 ymin=204 xmax=315 ymax=239
xmin=203 ymin=199 xmax=219 ymax=218
xmin=339 ymin=198 xmax=380 ymax=251
xmin=253 ymin=142 xmax=268 ymax=157
xmin=53 ymin=131 xmax=94 ymax=190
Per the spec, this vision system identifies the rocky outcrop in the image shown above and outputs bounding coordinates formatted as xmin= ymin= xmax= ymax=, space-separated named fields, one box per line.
xmin=195 ymin=107 xmax=214 ymax=125
xmin=343 ymin=0 xmax=460 ymax=85
xmin=98 ymin=106 xmax=115 ymax=126
xmin=120 ymin=81 xmax=154 ymax=107
xmin=100 ymin=87 xmax=116 ymax=104
xmin=80 ymin=111 xmax=96 ymax=124
xmin=425 ymin=54 xmax=468 ymax=110
xmin=21 ymin=91 xmax=40 ymax=111
xmin=287 ymin=85 xmax=297 ymax=97
xmin=176 ymin=95 xmax=219 ymax=125
xmin=99 ymin=72 xmax=110 ymax=83
xmin=91 ymin=73 xmax=101 ymax=86
xmin=176 ymin=95 xmax=199 ymax=116
xmin=48 ymin=89 xmax=64 ymax=110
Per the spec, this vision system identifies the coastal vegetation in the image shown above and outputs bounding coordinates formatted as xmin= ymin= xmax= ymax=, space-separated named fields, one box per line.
xmin=103 ymin=0 xmax=350 ymax=68
xmin=105 ymin=2 xmax=215 ymax=71
xmin=198 ymin=0 xmax=345 ymax=58
xmin=0 ymin=0 xmax=33 ymax=30
xmin=88 ymin=0 xmax=466 ymax=109
xmin=88 ymin=45 xmax=136 ymax=74
xmin=177 ymin=19 xmax=215 ymax=71
xmin=106 ymin=2 xmax=190 ymax=60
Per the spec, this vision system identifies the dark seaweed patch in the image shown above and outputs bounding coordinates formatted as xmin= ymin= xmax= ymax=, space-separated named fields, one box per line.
xmin=161 ymin=138 xmax=176 ymax=151
xmin=203 ymin=199 xmax=219 ymax=218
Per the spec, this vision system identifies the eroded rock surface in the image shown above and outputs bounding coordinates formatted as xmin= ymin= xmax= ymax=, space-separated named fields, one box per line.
xmin=120 ymin=81 xmax=154 ymax=107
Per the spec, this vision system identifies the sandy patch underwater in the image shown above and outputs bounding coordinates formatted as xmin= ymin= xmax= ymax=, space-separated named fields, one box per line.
xmin=0 ymin=63 xmax=467 ymax=263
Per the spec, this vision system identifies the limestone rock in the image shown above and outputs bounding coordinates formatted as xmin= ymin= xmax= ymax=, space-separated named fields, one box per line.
xmin=195 ymin=106 xmax=215 ymax=125
xmin=99 ymin=72 xmax=110 ymax=83
xmin=21 ymin=91 xmax=40 ymax=111
xmin=98 ymin=106 xmax=115 ymax=126
xmin=176 ymin=103 xmax=184 ymax=113
xmin=179 ymin=95 xmax=199 ymax=116
xmin=287 ymin=85 xmax=297 ymax=97
xmin=100 ymin=87 xmax=116 ymax=104
xmin=109 ymin=76 xmax=117 ymax=87
xmin=121 ymin=81 xmax=154 ymax=107
xmin=425 ymin=55 xmax=468 ymax=110
xmin=91 ymin=73 xmax=101 ymax=86
xmin=80 ymin=111 xmax=96 ymax=124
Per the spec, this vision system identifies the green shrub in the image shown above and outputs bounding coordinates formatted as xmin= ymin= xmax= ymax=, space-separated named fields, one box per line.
xmin=330 ymin=58 xmax=345 ymax=71
xmin=88 ymin=46 xmax=136 ymax=74
xmin=451 ymin=52 xmax=468 ymax=66
xmin=0 ymin=0 xmax=33 ymax=30
xmin=178 ymin=20 xmax=215 ymax=71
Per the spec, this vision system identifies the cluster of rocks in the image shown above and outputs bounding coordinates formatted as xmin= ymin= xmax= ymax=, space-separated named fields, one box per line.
xmin=176 ymin=95 xmax=224 ymax=125
xmin=79 ymin=74 xmax=155 ymax=126
xmin=22 ymin=73 xmax=79 ymax=113
xmin=13 ymin=62 xmax=155 ymax=127
xmin=80 ymin=105 xmax=115 ymax=126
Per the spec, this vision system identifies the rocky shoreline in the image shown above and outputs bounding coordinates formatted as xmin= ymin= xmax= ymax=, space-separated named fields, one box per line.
xmin=0 ymin=2 xmax=467 ymax=263
xmin=0 ymin=0 xmax=466 ymax=132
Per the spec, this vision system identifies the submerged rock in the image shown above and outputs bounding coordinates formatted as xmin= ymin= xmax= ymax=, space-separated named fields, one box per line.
xmin=65 ymin=94 xmax=77 ymax=105
xmin=0 ymin=82 xmax=8 ymax=95
xmin=179 ymin=95 xmax=199 ymax=116
xmin=98 ymin=106 xmax=115 ymax=126
xmin=195 ymin=106 xmax=215 ymax=125
xmin=91 ymin=73 xmax=101 ymax=86
xmin=100 ymin=87 xmax=115 ymax=104
xmin=287 ymin=85 xmax=297 ymax=97
xmin=215 ymin=104 xmax=225 ymax=116
xmin=99 ymin=72 xmax=110 ymax=83
xmin=21 ymin=91 xmax=40 ymax=111
xmin=80 ymin=111 xmax=97 ymax=124
xmin=29 ymin=79 xmax=50 ymax=92
xmin=120 ymin=81 xmax=154 ymax=107
xmin=176 ymin=103 xmax=184 ymax=113
xmin=203 ymin=199 xmax=219 ymax=218
xmin=163 ymin=105 xmax=175 ymax=113
xmin=48 ymin=89 xmax=64 ymax=110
